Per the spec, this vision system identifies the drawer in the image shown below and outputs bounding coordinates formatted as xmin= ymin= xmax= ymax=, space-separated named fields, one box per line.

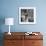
xmin=32 ymin=40 xmax=43 ymax=46
xmin=4 ymin=35 xmax=24 ymax=40
xmin=4 ymin=40 xmax=24 ymax=46
xmin=4 ymin=40 xmax=16 ymax=45
xmin=4 ymin=40 xmax=16 ymax=46
xmin=24 ymin=40 xmax=43 ymax=46
xmin=25 ymin=35 xmax=43 ymax=40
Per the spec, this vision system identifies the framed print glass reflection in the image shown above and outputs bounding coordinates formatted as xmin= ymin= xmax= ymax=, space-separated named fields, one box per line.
xmin=19 ymin=7 xmax=36 ymax=24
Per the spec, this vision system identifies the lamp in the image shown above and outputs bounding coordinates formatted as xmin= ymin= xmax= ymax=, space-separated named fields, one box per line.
xmin=5 ymin=18 xmax=14 ymax=35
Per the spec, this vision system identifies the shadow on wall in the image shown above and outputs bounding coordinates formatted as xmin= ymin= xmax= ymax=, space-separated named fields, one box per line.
xmin=0 ymin=16 xmax=5 ymax=32
xmin=0 ymin=16 xmax=5 ymax=46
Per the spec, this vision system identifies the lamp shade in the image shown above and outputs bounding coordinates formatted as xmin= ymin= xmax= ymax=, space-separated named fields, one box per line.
xmin=5 ymin=18 xmax=14 ymax=25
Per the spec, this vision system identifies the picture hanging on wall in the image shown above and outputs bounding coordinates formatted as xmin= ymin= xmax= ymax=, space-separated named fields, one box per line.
xmin=19 ymin=7 xmax=36 ymax=24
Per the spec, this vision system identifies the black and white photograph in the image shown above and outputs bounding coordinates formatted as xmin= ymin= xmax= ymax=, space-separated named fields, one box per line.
xmin=19 ymin=7 xmax=36 ymax=24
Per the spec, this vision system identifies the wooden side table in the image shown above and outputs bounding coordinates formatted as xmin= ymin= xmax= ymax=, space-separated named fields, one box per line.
xmin=4 ymin=32 xmax=43 ymax=46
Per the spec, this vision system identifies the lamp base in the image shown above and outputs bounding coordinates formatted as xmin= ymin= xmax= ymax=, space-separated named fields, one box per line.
xmin=8 ymin=32 xmax=11 ymax=35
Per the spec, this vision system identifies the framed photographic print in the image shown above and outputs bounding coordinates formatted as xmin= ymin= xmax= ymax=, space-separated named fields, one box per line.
xmin=19 ymin=7 xmax=36 ymax=24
